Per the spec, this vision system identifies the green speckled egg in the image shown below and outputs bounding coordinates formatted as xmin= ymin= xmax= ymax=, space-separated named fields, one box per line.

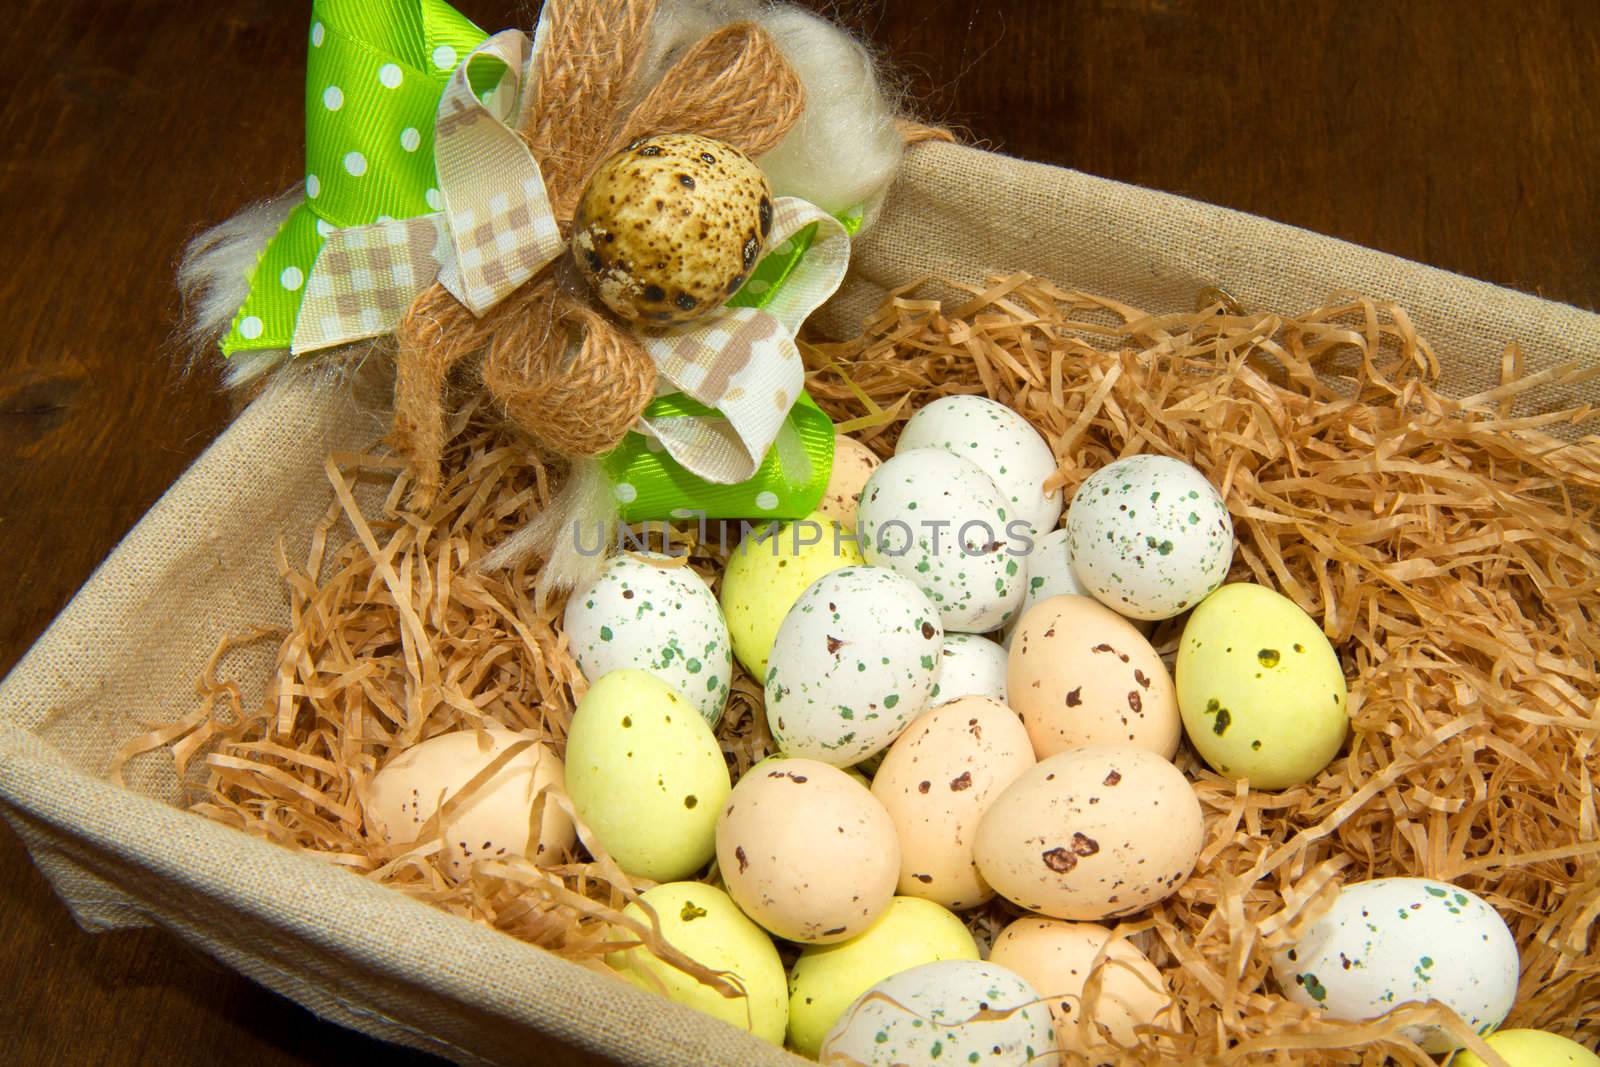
xmin=572 ymin=133 xmax=772 ymax=326
xmin=819 ymin=960 xmax=1054 ymax=1066
xmin=1176 ymin=582 xmax=1349 ymax=790
xmin=563 ymin=552 xmax=730 ymax=728
xmin=720 ymin=512 xmax=864 ymax=678
xmin=607 ymin=882 xmax=788 ymax=1045
xmin=565 ymin=669 xmax=730 ymax=881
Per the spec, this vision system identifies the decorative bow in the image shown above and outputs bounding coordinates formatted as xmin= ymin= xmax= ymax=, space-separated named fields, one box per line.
xmin=224 ymin=0 xmax=853 ymax=520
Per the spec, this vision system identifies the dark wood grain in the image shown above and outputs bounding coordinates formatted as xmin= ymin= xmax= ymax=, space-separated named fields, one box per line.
xmin=1 ymin=1 xmax=1595 ymax=1064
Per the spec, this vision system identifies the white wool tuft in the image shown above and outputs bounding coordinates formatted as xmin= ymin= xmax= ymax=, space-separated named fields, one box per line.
xmin=752 ymin=5 xmax=903 ymax=216
xmin=177 ymin=192 xmax=296 ymax=380
xmin=479 ymin=456 xmax=617 ymax=592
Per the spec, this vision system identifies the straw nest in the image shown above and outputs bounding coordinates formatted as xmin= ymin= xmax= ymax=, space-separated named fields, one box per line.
xmin=123 ymin=274 xmax=1600 ymax=1065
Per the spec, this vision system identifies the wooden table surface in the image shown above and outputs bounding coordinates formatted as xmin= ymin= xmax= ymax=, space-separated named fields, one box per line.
xmin=2 ymin=1 xmax=1596 ymax=1063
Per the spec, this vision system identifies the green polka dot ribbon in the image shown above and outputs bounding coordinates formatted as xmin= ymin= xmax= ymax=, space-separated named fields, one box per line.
xmin=222 ymin=0 xmax=489 ymax=353
xmin=221 ymin=0 xmax=858 ymax=523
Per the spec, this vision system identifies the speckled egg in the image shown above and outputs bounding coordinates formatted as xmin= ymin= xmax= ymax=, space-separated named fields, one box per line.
xmin=765 ymin=567 xmax=943 ymax=766
xmin=1454 ymin=1030 xmax=1600 ymax=1067
xmin=716 ymin=758 xmax=899 ymax=944
xmin=871 ymin=696 xmax=1036 ymax=910
xmin=1270 ymin=877 xmax=1519 ymax=1053
xmin=858 ymin=448 xmax=1027 ymax=633
xmin=819 ymin=960 xmax=1055 ymax=1066
xmin=607 ymin=881 xmax=788 ymax=1044
xmin=721 ymin=512 xmax=864 ymax=679
xmin=564 ymin=669 xmax=730 ymax=881
xmin=816 ymin=434 xmax=881 ymax=531
xmin=988 ymin=917 xmax=1175 ymax=1065
xmin=572 ymin=133 xmax=772 ymax=325
xmin=365 ymin=727 xmax=573 ymax=881
xmin=1066 ymin=454 xmax=1234 ymax=620
xmin=1176 ymin=583 xmax=1349 ymax=789
xmin=897 ymin=395 xmax=1062 ymax=535
xmin=974 ymin=744 xmax=1204 ymax=921
xmin=563 ymin=552 xmax=731 ymax=728
xmin=1008 ymin=595 xmax=1182 ymax=760
xmin=934 ymin=633 xmax=1008 ymax=705
xmin=787 ymin=896 xmax=979 ymax=1058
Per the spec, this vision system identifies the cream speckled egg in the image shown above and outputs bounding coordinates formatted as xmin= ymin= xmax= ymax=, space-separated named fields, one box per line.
xmin=563 ymin=552 xmax=730 ymax=728
xmin=365 ymin=727 xmax=573 ymax=881
xmin=1008 ymin=595 xmax=1182 ymax=760
xmin=816 ymin=434 xmax=881 ymax=531
xmin=974 ymin=744 xmax=1203 ymax=920
xmin=787 ymin=896 xmax=979 ymax=1058
xmin=716 ymin=758 xmax=898 ymax=944
xmin=721 ymin=512 xmax=864 ymax=679
xmin=765 ymin=567 xmax=943 ymax=766
xmin=988 ymin=917 xmax=1175 ymax=1065
xmin=1271 ymin=877 xmax=1518 ymax=1053
xmin=1066 ymin=454 xmax=1234 ymax=620
xmin=819 ymin=960 xmax=1055 ymax=1066
xmin=564 ymin=669 xmax=730 ymax=881
xmin=934 ymin=633 xmax=1008 ymax=705
xmin=572 ymin=134 xmax=772 ymax=325
xmin=858 ymin=449 xmax=1027 ymax=633
xmin=607 ymin=881 xmax=788 ymax=1045
xmin=1455 ymin=1030 xmax=1600 ymax=1067
xmin=871 ymin=696 xmax=1036 ymax=910
xmin=1176 ymin=583 xmax=1349 ymax=789
xmin=897 ymin=395 xmax=1063 ymax=535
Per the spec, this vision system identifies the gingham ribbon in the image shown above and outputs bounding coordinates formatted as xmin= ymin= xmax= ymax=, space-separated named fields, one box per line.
xmin=290 ymin=28 xmax=559 ymax=353
xmin=638 ymin=198 xmax=849 ymax=483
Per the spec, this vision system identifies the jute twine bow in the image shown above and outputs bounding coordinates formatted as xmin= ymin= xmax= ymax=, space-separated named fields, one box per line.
xmin=391 ymin=0 xmax=806 ymax=503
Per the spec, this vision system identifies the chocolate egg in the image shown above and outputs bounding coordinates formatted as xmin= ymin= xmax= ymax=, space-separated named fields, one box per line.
xmin=572 ymin=133 xmax=773 ymax=326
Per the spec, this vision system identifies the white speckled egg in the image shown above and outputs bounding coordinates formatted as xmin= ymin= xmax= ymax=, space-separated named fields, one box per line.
xmin=1270 ymin=877 xmax=1519 ymax=1053
xmin=1066 ymin=455 xmax=1234 ymax=620
xmin=897 ymin=395 xmax=1062 ymax=535
xmin=974 ymin=744 xmax=1203 ymax=921
xmin=819 ymin=960 xmax=1055 ymax=1066
xmin=934 ymin=633 xmax=1008 ymax=705
xmin=871 ymin=696 xmax=1036 ymax=909
xmin=817 ymin=434 xmax=881 ymax=531
xmin=564 ymin=552 xmax=731 ymax=728
xmin=716 ymin=758 xmax=899 ymax=944
xmin=858 ymin=449 xmax=1027 ymax=633
xmin=365 ymin=727 xmax=573 ymax=881
xmin=766 ymin=568 xmax=943 ymax=766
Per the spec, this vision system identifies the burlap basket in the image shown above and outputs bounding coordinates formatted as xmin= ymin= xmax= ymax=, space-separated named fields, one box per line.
xmin=2 ymin=141 xmax=1596 ymax=1067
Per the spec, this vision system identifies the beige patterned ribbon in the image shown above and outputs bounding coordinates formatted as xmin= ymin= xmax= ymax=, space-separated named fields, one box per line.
xmin=291 ymin=27 xmax=561 ymax=353
xmin=638 ymin=198 xmax=850 ymax=483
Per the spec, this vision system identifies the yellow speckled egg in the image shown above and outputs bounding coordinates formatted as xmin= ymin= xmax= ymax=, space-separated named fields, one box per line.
xmin=816 ymin=434 xmax=880 ymax=531
xmin=871 ymin=696 xmax=1036 ymax=910
xmin=364 ymin=727 xmax=573 ymax=881
xmin=786 ymin=896 xmax=978 ymax=1058
xmin=716 ymin=758 xmax=898 ymax=944
xmin=1176 ymin=583 xmax=1349 ymax=789
xmin=564 ymin=669 xmax=730 ymax=881
xmin=607 ymin=881 xmax=788 ymax=1045
xmin=1008 ymin=595 xmax=1181 ymax=760
xmin=988 ymin=917 xmax=1176 ymax=1065
xmin=572 ymin=133 xmax=772 ymax=326
xmin=1454 ymin=1030 xmax=1600 ymax=1067
xmin=974 ymin=744 xmax=1203 ymax=920
xmin=719 ymin=512 xmax=864 ymax=678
